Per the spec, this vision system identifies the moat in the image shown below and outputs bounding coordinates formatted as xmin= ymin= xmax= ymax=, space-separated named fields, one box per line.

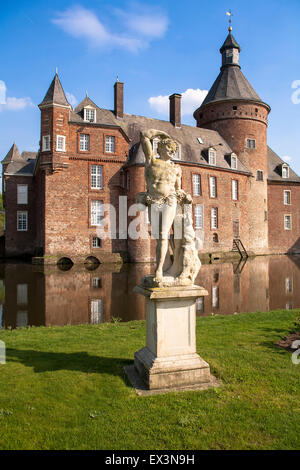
xmin=0 ymin=255 xmax=299 ymax=329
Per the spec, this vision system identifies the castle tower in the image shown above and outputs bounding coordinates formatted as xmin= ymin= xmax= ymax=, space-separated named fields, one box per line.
xmin=194 ymin=29 xmax=271 ymax=254
xmin=38 ymin=73 xmax=71 ymax=172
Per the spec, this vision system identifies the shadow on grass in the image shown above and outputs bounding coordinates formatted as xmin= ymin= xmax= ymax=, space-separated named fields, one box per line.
xmin=6 ymin=348 xmax=132 ymax=377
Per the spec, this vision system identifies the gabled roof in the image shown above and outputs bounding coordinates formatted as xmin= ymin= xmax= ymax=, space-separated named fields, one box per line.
xmin=220 ymin=32 xmax=241 ymax=53
xmin=268 ymin=147 xmax=300 ymax=183
xmin=201 ymin=65 xmax=263 ymax=107
xmin=2 ymin=143 xmax=24 ymax=164
xmin=3 ymin=150 xmax=38 ymax=176
xmin=121 ymin=113 xmax=251 ymax=174
xmin=70 ymin=96 xmax=119 ymax=127
xmin=39 ymin=73 xmax=71 ymax=108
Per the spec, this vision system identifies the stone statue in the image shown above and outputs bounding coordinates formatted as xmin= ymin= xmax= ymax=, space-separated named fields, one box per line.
xmin=137 ymin=129 xmax=201 ymax=287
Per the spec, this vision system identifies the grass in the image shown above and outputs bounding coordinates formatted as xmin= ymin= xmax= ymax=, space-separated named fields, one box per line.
xmin=0 ymin=310 xmax=299 ymax=450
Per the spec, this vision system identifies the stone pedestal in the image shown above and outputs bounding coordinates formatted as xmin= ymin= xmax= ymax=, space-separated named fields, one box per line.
xmin=124 ymin=285 xmax=219 ymax=395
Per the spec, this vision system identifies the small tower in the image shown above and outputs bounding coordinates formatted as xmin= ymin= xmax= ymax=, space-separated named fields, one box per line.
xmin=194 ymin=28 xmax=271 ymax=254
xmin=38 ymin=73 xmax=71 ymax=172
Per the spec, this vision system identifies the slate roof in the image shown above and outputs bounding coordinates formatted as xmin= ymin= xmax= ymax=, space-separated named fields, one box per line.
xmin=120 ymin=113 xmax=251 ymax=174
xmin=201 ymin=66 xmax=263 ymax=107
xmin=220 ymin=32 xmax=241 ymax=53
xmin=3 ymin=151 xmax=37 ymax=176
xmin=70 ymin=97 xmax=120 ymax=127
xmin=2 ymin=143 xmax=24 ymax=164
xmin=268 ymin=147 xmax=300 ymax=183
xmin=39 ymin=73 xmax=71 ymax=108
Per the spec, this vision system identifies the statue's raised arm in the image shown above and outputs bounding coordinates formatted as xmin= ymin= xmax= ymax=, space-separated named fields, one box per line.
xmin=140 ymin=129 xmax=172 ymax=165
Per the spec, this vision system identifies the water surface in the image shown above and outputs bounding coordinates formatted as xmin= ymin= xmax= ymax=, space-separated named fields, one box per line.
xmin=1 ymin=255 xmax=299 ymax=329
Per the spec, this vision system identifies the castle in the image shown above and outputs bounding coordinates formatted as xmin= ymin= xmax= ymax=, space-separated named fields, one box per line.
xmin=2 ymin=29 xmax=300 ymax=264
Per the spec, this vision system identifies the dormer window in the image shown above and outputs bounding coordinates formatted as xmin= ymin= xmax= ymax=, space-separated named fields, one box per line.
xmin=173 ymin=144 xmax=181 ymax=160
xmin=84 ymin=108 xmax=96 ymax=123
xmin=208 ymin=148 xmax=216 ymax=166
xmin=282 ymin=164 xmax=289 ymax=179
xmin=231 ymin=153 xmax=237 ymax=170
xmin=197 ymin=137 xmax=203 ymax=144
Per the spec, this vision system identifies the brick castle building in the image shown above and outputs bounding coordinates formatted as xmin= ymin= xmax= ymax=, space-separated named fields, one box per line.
xmin=2 ymin=30 xmax=300 ymax=264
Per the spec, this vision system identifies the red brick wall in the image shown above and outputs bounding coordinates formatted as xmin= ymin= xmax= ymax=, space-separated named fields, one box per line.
xmin=268 ymin=183 xmax=300 ymax=254
xmin=196 ymin=100 xmax=270 ymax=253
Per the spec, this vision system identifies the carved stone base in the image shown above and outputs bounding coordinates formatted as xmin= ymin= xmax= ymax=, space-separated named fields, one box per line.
xmin=124 ymin=284 xmax=219 ymax=394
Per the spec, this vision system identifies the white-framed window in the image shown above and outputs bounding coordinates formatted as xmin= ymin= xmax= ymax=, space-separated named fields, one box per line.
xmin=257 ymin=170 xmax=264 ymax=181
xmin=42 ymin=135 xmax=50 ymax=151
xmin=196 ymin=297 xmax=204 ymax=312
xmin=194 ymin=204 xmax=203 ymax=229
xmin=105 ymin=136 xmax=115 ymax=153
xmin=211 ymin=208 xmax=218 ymax=230
xmin=17 ymin=284 xmax=28 ymax=305
xmin=209 ymin=176 xmax=217 ymax=198
xmin=284 ymin=190 xmax=291 ymax=205
xmin=90 ymin=300 xmax=104 ymax=324
xmin=232 ymin=180 xmax=238 ymax=201
xmin=17 ymin=211 xmax=28 ymax=231
xmin=56 ymin=135 xmax=66 ymax=152
xmin=246 ymin=138 xmax=256 ymax=149
xmin=284 ymin=215 xmax=292 ymax=230
xmin=17 ymin=311 xmax=28 ymax=328
xmin=92 ymin=237 xmax=102 ymax=248
xmin=91 ymin=165 xmax=103 ymax=190
xmin=197 ymin=137 xmax=203 ymax=144
xmin=80 ymin=134 xmax=90 ymax=151
xmin=193 ymin=174 xmax=201 ymax=196
xmin=285 ymin=277 xmax=293 ymax=293
xmin=84 ymin=108 xmax=96 ymax=123
xmin=208 ymin=148 xmax=216 ymax=166
xmin=91 ymin=200 xmax=103 ymax=226
xmin=17 ymin=185 xmax=28 ymax=205
xmin=212 ymin=286 xmax=219 ymax=309
xmin=231 ymin=153 xmax=237 ymax=170
xmin=282 ymin=164 xmax=289 ymax=178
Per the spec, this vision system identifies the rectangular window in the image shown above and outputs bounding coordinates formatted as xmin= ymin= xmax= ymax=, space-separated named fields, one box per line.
xmin=80 ymin=134 xmax=90 ymax=151
xmin=232 ymin=180 xmax=238 ymax=201
xmin=282 ymin=166 xmax=289 ymax=178
xmin=284 ymin=215 xmax=292 ymax=230
xmin=105 ymin=136 xmax=115 ymax=153
xmin=246 ymin=139 xmax=256 ymax=149
xmin=231 ymin=154 xmax=237 ymax=170
xmin=91 ymin=200 xmax=103 ymax=226
xmin=92 ymin=237 xmax=102 ymax=248
xmin=193 ymin=174 xmax=201 ymax=196
xmin=209 ymin=176 xmax=217 ymax=198
xmin=17 ymin=311 xmax=28 ymax=328
xmin=17 ymin=185 xmax=28 ymax=205
xmin=173 ymin=144 xmax=181 ymax=160
xmin=17 ymin=284 xmax=28 ymax=304
xmin=42 ymin=135 xmax=50 ymax=151
xmin=212 ymin=286 xmax=219 ymax=309
xmin=194 ymin=204 xmax=203 ymax=229
xmin=91 ymin=165 xmax=103 ymax=190
xmin=84 ymin=108 xmax=96 ymax=122
xmin=92 ymin=277 xmax=102 ymax=288
xmin=211 ymin=208 xmax=218 ymax=230
xmin=17 ymin=211 xmax=28 ymax=231
xmin=56 ymin=135 xmax=66 ymax=152
xmin=196 ymin=297 xmax=204 ymax=312
xmin=284 ymin=190 xmax=291 ymax=205
xmin=257 ymin=170 xmax=264 ymax=181
xmin=285 ymin=277 xmax=293 ymax=293
xmin=208 ymin=149 xmax=216 ymax=166
xmin=90 ymin=300 xmax=104 ymax=324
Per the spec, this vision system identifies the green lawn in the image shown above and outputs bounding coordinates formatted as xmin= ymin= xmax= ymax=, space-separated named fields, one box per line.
xmin=0 ymin=310 xmax=299 ymax=450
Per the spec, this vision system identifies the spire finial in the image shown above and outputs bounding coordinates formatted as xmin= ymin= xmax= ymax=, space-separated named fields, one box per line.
xmin=86 ymin=90 xmax=88 ymax=98
xmin=226 ymin=10 xmax=233 ymax=32
xmin=56 ymin=67 xmax=58 ymax=75
xmin=116 ymin=75 xmax=119 ymax=82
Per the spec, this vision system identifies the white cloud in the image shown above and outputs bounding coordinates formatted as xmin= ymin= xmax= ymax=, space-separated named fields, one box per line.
xmin=52 ymin=4 xmax=168 ymax=53
xmin=115 ymin=3 xmax=168 ymax=38
xmin=66 ymin=92 xmax=78 ymax=107
xmin=148 ymin=88 xmax=208 ymax=116
xmin=0 ymin=80 xmax=7 ymax=105
xmin=0 ymin=95 xmax=34 ymax=112
xmin=283 ymin=155 xmax=293 ymax=163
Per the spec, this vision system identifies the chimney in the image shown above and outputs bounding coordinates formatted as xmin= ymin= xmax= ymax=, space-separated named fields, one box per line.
xmin=114 ymin=81 xmax=124 ymax=118
xmin=169 ymin=93 xmax=181 ymax=127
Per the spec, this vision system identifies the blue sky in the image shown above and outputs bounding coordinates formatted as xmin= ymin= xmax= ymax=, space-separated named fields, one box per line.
xmin=1 ymin=0 xmax=300 ymax=174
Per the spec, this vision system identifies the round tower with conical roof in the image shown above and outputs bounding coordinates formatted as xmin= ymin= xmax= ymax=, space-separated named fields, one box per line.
xmin=194 ymin=29 xmax=271 ymax=254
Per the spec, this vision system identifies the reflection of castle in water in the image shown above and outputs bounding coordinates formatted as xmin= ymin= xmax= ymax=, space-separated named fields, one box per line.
xmin=1 ymin=256 xmax=300 ymax=329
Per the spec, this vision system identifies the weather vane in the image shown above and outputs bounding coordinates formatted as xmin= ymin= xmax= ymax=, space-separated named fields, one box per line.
xmin=226 ymin=10 xmax=233 ymax=31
